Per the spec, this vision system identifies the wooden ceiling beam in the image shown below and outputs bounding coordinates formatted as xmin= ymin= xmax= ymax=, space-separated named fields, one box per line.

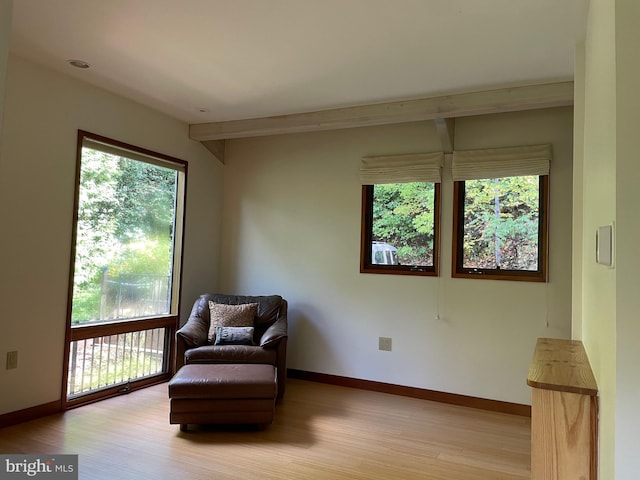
xmin=189 ymin=82 xmax=573 ymax=142
xmin=200 ymin=139 xmax=225 ymax=164
xmin=434 ymin=117 xmax=455 ymax=154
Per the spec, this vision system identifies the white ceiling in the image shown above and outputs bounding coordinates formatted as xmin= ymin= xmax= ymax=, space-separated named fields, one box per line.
xmin=9 ymin=0 xmax=588 ymax=125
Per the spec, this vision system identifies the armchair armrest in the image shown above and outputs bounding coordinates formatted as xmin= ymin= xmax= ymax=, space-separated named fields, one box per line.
xmin=259 ymin=315 xmax=288 ymax=347
xmin=176 ymin=319 xmax=208 ymax=348
xmin=174 ymin=296 xmax=210 ymax=371
xmin=177 ymin=295 xmax=210 ymax=347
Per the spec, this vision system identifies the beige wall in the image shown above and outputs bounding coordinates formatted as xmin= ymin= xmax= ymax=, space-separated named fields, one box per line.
xmin=576 ymin=0 xmax=640 ymax=477
xmin=571 ymin=41 xmax=585 ymax=340
xmin=0 ymin=0 xmax=11 ymax=149
xmin=0 ymin=55 xmax=223 ymax=415
xmin=614 ymin=1 xmax=640 ymax=477
xmin=576 ymin=0 xmax=617 ymax=477
xmin=584 ymin=0 xmax=618 ymax=466
xmin=220 ymin=107 xmax=573 ymax=405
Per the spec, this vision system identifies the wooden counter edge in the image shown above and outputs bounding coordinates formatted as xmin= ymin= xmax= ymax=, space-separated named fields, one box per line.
xmin=527 ymin=337 xmax=598 ymax=397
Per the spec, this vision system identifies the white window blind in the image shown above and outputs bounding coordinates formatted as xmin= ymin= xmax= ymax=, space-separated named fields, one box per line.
xmin=360 ymin=152 xmax=443 ymax=184
xmin=451 ymin=144 xmax=551 ymax=181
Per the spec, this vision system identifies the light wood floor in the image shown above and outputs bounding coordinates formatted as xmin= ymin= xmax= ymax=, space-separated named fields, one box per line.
xmin=0 ymin=379 xmax=531 ymax=479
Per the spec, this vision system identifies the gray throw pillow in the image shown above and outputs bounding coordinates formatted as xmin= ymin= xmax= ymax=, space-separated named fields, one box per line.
xmin=214 ymin=326 xmax=255 ymax=345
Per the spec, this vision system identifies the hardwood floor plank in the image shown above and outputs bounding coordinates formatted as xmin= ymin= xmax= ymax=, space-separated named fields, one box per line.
xmin=0 ymin=379 xmax=530 ymax=479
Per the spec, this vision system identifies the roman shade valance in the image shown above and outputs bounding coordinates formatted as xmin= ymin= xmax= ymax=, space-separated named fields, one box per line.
xmin=360 ymin=152 xmax=444 ymax=184
xmin=451 ymin=144 xmax=551 ymax=181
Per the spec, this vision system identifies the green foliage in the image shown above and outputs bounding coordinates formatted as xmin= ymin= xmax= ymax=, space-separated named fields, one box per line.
xmin=70 ymin=284 xmax=101 ymax=325
xmin=115 ymin=159 xmax=177 ymax=242
xmin=369 ymin=177 xmax=540 ymax=270
xmin=71 ymin=148 xmax=177 ymax=323
xmin=74 ymin=151 xmax=119 ymax=285
xmin=372 ymin=182 xmax=435 ymax=266
xmin=107 ymin=239 xmax=172 ymax=277
xmin=462 ymin=176 xmax=539 ymax=270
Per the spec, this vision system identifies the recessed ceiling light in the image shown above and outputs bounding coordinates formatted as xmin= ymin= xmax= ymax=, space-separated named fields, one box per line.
xmin=68 ymin=59 xmax=90 ymax=69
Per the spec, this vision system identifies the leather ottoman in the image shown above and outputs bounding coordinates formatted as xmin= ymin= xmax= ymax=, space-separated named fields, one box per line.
xmin=168 ymin=364 xmax=277 ymax=431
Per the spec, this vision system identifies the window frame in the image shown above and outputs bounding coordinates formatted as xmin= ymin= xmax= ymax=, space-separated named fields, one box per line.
xmin=451 ymin=175 xmax=548 ymax=282
xmin=360 ymin=183 xmax=441 ymax=277
xmin=62 ymin=130 xmax=188 ymax=408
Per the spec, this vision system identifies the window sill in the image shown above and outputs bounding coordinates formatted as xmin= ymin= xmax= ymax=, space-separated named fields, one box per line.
xmin=451 ymin=270 xmax=546 ymax=282
xmin=361 ymin=265 xmax=438 ymax=277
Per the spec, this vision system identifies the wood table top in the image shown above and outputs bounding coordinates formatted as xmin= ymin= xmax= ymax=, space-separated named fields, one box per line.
xmin=527 ymin=337 xmax=598 ymax=396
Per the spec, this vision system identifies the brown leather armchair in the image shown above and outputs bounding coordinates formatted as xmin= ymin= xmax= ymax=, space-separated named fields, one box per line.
xmin=175 ymin=294 xmax=288 ymax=399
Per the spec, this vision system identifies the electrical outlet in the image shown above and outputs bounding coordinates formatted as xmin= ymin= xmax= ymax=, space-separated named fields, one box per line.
xmin=6 ymin=351 xmax=18 ymax=370
xmin=378 ymin=337 xmax=392 ymax=351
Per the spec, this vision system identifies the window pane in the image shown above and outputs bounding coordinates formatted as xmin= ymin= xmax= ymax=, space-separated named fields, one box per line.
xmin=67 ymin=328 xmax=166 ymax=397
xmin=462 ymin=175 xmax=539 ymax=271
xmin=372 ymin=182 xmax=435 ymax=267
xmin=71 ymin=147 xmax=178 ymax=325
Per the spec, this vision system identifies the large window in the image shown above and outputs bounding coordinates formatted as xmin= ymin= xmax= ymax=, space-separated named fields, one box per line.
xmin=451 ymin=144 xmax=550 ymax=282
xmin=64 ymin=131 xmax=186 ymax=406
xmin=360 ymin=153 xmax=442 ymax=276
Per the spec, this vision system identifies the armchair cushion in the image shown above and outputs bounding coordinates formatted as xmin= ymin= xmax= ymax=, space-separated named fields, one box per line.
xmin=184 ymin=344 xmax=277 ymax=365
xmin=207 ymin=301 xmax=258 ymax=343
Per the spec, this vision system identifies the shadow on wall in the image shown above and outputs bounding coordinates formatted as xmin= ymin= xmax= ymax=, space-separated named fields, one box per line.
xmin=287 ymin=303 xmax=341 ymax=375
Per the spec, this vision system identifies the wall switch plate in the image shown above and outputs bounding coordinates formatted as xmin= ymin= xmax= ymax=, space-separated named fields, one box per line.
xmin=378 ymin=337 xmax=392 ymax=351
xmin=6 ymin=351 xmax=17 ymax=370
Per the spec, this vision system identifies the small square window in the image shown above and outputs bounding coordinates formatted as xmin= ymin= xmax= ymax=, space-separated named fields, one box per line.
xmin=361 ymin=182 xmax=440 ymax=276
xmin=452 ymin=175 xmax=548 ymax=281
